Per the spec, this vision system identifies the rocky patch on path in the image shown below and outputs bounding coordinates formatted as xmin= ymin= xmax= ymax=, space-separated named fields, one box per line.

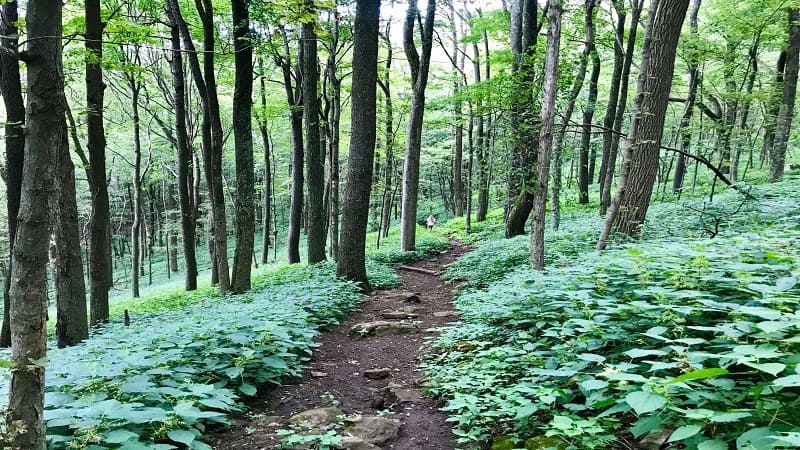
xmin=350 ymin=320 xmax=418 ymax=337
xmin=284 ymin=406 xmax=400 ymax=450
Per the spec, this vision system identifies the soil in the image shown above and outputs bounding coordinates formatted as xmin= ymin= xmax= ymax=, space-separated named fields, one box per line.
xmin=209 ymin=242 xmax=470 ymax=450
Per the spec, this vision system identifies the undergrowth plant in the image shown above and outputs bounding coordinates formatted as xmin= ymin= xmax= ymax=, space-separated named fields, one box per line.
xmin=425 ymin=180 xmax=800 ymax=449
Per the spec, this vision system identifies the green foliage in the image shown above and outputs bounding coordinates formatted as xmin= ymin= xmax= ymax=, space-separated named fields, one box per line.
xmin=367 ymin=226 xmax=450 ymax=266
xmin=0 ymin=266 xmax=362 ymax=449
xmin=424 ymin=180 xmax=800 ymax=449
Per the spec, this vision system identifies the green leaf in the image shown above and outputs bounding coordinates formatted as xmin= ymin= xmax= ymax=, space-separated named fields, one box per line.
xmin=630 ymin=415 xmax=663 ymax=438
xmin=580 ymin=379 xmax=608 ymax=391
xmin=239 ymin=383 xmax=257 ymax=396
xmin=773 ymin=375 xmax=800 ymax=387
xmin=665 ymin=368 xmax=728 ymax=385
xmin=736 ymin=427 xmax=776 ymax=449
xmin=697 ymin=440 xmax=728 ymax=450
xmin=223 ymin=366 xmax=244 ymax=379
xmin=624 ymin=348 xmax=667 ymax=359
xmin=625 ymin=391 xmax=667 ymax=415
xmin=756 ymin=321 xmax=792 ymax=333
xmin=744 ymin=362 xmax=785 ymax=376
xmin=710 ymin=411 xmax=752 ymax=423
xmin=167 ymin=429 xmax=196 ymax=446
xmin=771 ymin=432 xmax=800 ymax=446
xmin=668 ymin=425 xmax=702 ymax=442
xmin=105 ymin=429 xmax=139 ymax=444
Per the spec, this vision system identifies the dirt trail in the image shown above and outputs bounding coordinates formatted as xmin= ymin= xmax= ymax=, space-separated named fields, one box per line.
xmin=210 ymin=242 xmax=469 ymax=450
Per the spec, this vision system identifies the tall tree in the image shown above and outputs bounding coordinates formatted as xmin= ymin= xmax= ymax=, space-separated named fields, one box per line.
xmin=579 ymin=31 xmax=600 ymax=204
xmin=86 ymin=0 xmax=112 ymax=325
xmin=337 ymin=0 xmax=381 ymax=286
xmin=325 ymin=13 xmax=343 ymax=260
xmin=476 ymin=15 xmax=492 ymax=222
xmin=54 ymin=114 xmax=89 ymax=348
xmin=551 ymin=0 xmax=595 ymax=229
xmin=6 ymin=1 xmax=64 ymax=447
xmin=378 ymin=27 xmax=396 ymax=239
xmin=230 ymin=0 xmax=256 ymax=291
xmin=598 ymin=0 xmax=690 ymax=248
xmin=769 ymin=9 xmax=800 ymax=182
xmin=302 ymin=1 xmax=327 ymax=264
xmin=257 ymin=58 xmax=273 ymax=264
xmin=166 ymin=0 xmax=198 ymax=290
xmin=599 ymin=0 xmax=643 ymax=215
xmin=399 ymin=0 xmax=437 ymax=251
xmin=0 ymin=1 xmax=24 ymax=348
xmin=531 ymin=0 xmax=562 ymax=269
xmin=672 ymin=0 xmax=702 ymax=193
xmin=505 ymin=0 xmax=538 ymax=237
xmin=170 ymin=0 xmax=231 ymax=292
xmin=450 ymin=0 xmax=465 ymax=217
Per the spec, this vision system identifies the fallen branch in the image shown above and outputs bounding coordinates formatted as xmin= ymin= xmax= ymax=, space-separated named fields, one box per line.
xmin=398 ymin=265 xmax=439 ymax=276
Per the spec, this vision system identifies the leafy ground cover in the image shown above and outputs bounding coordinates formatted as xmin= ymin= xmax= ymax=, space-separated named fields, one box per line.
xmin=0 ymin=225 xmax=448 ymax=449
xmin=423 ymin=179 xmax=800 ymax=449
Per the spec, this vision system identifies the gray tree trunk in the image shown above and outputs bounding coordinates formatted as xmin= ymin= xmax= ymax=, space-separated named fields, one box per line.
xmin=769 ymin=9 xmax=800 ymax=182
xmin=400 ymin=0 xmax=436 ymax=251
xmin=598 ymin=0 xmax=690 ymax=247
xmin=337 ymin=0 xmax=381 ymax=287
xmin=6 ymin=1 xmax=63 ymax=447
xmin=531 ymin=0 xmax=562 ymax=270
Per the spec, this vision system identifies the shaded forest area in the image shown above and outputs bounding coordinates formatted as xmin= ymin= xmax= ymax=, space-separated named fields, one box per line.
xmin=1 ymin=0 xmax=800 ymax=448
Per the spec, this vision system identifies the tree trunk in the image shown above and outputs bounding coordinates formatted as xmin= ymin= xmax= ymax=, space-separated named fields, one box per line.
xmin=599 ymin=0 xmax=643 ymax=215
xmin=258 ymin=60 xmax=272 ymax=264
xmin=130 ymin=81 xmax=142 ymax=299
xmin=531 ymin=0 xmax=562 ymax=270
xmin=338 ymin=0 xmax=380 ymax=287
xmin=0 ymin=1 xmax=24 ymax=348
xmin=327 ymin=24 xmax=342 ymax=261
xmin=86 ymin=0 xmax=112 ymax=325
xmin=451 ymin=0 xmax=464 ymax=217
xmin=580 ymin=44 xmax=600 ymax=204
xmin=7 ymin=2 xmax=63 ymax=447
xmin=166 ymin=1 xmax=198 ymax=290
xmin=302 ymin=7 xmax=327 ymax=265
xmin=505 ymin=0 xmax=538 ymax=238
xmin=379 ymin=30 xmax=394 ymax=239
xmin=280 ymin=27 xmax=305 ymax=264
xmin=551 ymin=0 xmax=595 ymax=229
xmin=598 ymin=0 xmax=690 ymax=247
xmin=476 ymin=23 xmax=491 ymax=222
xmin=673 ymin=0 xmax=701 ymax=193
xmin=769 ymin=9 xmax=800 ymax=182
xmin=597 ymin=1 xmax=626 ymax=188
xmin=166 ymin=181 xmax=179 ymax=272
xmin=400 ymin=0 xmax=436 ymax=251
xmin=230 ymin=0 xmax=256 ymax=292
xmin=54 ymin=114 xmax=88 ymax=348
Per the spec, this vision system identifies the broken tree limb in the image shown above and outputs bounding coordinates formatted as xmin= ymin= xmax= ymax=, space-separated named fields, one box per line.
xmin=398 ymin=265 xmax=439 ymax=276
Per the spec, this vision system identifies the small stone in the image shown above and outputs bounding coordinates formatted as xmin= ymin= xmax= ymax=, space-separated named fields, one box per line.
xmin=289 ymin=407 xmax=344 ymax=432
xmin=252 ymin=415 xmax=284 ymax=428
xmin=344 ymin=415 xmax=400 ymax=445
xmin=639 ymin=429 xmax=673 ymax=450
xmin=383 ymin=383 xmax=422 ymax=406
xmin=433 ymin=311 xmax=457 ymax=318
xmin=350 ymin=321 xmax=418 ymax=337
xmin=363 ymin=368 xmax=392 ymax=379
xmin=337 ymin=436 xmax=381 ymax=450
xmin=311 ymin=371 xmax=328 ymax=378
xmin=384 ymin=291 xmax=421 ymax=303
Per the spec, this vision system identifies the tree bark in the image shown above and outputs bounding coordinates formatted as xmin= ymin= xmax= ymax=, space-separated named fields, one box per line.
xmin=598 ymin=0 xmax=690 ymax=247
xmin=302 ymin=5 xmax=327 ymax=265
xmin=400 ymin=0 xmax=436 ymax=251
xmin=86 ymin=0 xmax=112 ymax=325
xmin=505 ymin=0 xmax=538 ymax=238
xmin=338 ymin=0 xmax=380 ymax=287
xmin=673 ymin=0 xmax=701 ymax=193
xmin=230 ymin=0 xmax=256 ymax=292
xmin=258 ymin=59 xmax=272 ymax=264
xmin=326 ymin=20 xmax=342 ymax=260
xmin=551 ymin=0 xmax=594 ymax=228
xmin=476 ymin=22 xmax=491 ymax=222
xmin=531 ymin=0 xmax=562 ymax=270
xmin=597 ymin=1 xmax=626 ymax=188
xmin=0 ymin=1 xmax=24 ymax=348
xmin=450 ymin=1 xmax=464 ymax=217
xmin=166 ymin=1 xmax=198 ymax=290
xmin=379 ymin=30 xmax=395 ymax=239
xmin=599 ymin=0 xmax=642 ymax=215
xmin=54 ymin=122 xmax=89 ymax=348
xmin=6 ymin=1 xmax=63 ymax=447
xmin=129 ymin=72 xmax=143 ymax=299
xmin=580 ymin=42 xmax=600 ymax=204
xmin=769 ymin=9 xmax=800 ymax=182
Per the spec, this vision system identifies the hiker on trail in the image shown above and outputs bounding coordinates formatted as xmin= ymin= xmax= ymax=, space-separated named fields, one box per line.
xmin=426 ymin=215 xmax=437 ymax=230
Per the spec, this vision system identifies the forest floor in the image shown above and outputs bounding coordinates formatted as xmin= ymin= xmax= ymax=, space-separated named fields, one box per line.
xmin=209 ymin=241 xmax=470 ymax=450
